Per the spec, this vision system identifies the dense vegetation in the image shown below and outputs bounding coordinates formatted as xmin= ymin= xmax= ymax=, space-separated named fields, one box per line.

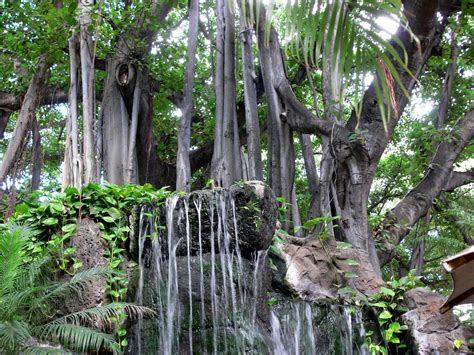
xmin=0 ymin=0 xmax=473 ymax=352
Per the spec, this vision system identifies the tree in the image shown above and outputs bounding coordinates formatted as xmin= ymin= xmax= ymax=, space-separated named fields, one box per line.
xmin=0 ymin=0 xmax=472 ymax=281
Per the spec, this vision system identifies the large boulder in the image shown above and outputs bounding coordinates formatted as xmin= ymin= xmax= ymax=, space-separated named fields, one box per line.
xmin=65 ymin=218 xmax=107 ymax=313
xmin=402 ymin=287 xmax=473 ymax=354
xmin=128 ymin=180 xmax=278 ymax=259
xmin=271 ymin=235 xmax=384 ymax=301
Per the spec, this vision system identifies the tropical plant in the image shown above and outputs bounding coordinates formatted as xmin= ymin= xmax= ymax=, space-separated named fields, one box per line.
xmin=0 ymin=222 xmax=148 ymax=354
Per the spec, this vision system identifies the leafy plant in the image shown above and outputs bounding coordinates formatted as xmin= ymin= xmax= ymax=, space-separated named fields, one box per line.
xmin=361 ymin=271 xmax=422 ymax=354
xmin=9 ymin=183 xmax=170 ymax=302
xmin=0 ymin=222 xmax=150 ymax=354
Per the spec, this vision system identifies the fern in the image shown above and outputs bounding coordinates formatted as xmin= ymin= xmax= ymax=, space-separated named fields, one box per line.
xmin=34 ymin=323 xmax=120 ymax=355
xmin=0 ymin=223 xmax=147 ymax=353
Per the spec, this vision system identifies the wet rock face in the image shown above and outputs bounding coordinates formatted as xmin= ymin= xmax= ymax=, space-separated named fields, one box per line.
xmin=402 ymin=287 xmax=473 ymax=354
xmin=128 ymin=180 xmax=278 ymax=260
xmin=125 ymin=181 xmax=278 ymax=354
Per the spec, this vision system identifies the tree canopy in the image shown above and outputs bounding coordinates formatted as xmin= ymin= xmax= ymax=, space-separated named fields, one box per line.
xmin=0 ymin=0 xmax=473 ymax=291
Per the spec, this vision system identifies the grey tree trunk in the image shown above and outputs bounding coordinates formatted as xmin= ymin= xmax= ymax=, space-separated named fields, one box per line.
xmin=79 ymin=0 xmax=97 ymax=184
xmin=0 ymin=55 xmax=47 ymax=184
xmin=63 ymin=32 xmax=82 ymax=188
xmin=176 ymin=0 xmax=199 ymax=192
xmin=221 ymin=0 xmax=239 ymax=186
xmin=210 ymin=0 xmax=225 ymax=185
xmin=211 ymin=0 xmax=242 ymax=187
xmin=239 ymin=3 xmax=263 ymax=181
xmin=299 ymin=133 xmax=320 ymax=219
xmin=101 ymin=1 xmax=172 ymax=186
xmin=257 ymin=14 xmax=296 ymax=231
xmin=30 ymin=117 xmax=42 ymax=191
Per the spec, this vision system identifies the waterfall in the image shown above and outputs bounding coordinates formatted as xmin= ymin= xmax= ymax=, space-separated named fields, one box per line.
xmin=130 ymin=189 xmax=368 ymax=354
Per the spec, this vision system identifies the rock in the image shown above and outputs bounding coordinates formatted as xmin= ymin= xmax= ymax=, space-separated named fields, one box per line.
xmin=65 ymin=218 xmax=107 ymax=314
xmin=402 ymin=287 xmax=473 ymax=354
xmin=128 ymin=181 xmax=278 ymax=260
xmin=271 ymin=236 xmax=384 ymax=301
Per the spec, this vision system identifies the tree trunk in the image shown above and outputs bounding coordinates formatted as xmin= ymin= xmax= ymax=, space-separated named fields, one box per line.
xmin=63 ymin=32 xmax=82 ymax=188
xmin=210 ymin=0 xmax=225 ymax=185
xmin=30 ymin=117 xmax=42 ymax=191
xmin=211 ymin=0 xmax=241 ymax=187
xmin=176 ymin=0 xmax=199 ymax=191
xmin=239 ymin=3 xmax=263 ymax=181
xmin=299 ymin=133 xmax=320 ymax=219
xmin=0 ymin=55 xmax=48 ymax=184
xmin=79 ymin=0 xmax=98 ymax=184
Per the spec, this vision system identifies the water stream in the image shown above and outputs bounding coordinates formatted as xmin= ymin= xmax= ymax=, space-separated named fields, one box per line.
xmin=129 ymin=190 xmax=368 ymax=354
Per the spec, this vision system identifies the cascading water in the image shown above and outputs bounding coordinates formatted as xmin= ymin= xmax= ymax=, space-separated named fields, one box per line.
xmin=128 ymin=188 xmax=368 ymax=354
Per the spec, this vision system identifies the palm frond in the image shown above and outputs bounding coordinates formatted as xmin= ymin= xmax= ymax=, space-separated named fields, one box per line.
xmin=36 ymin=266 xmax=114 ymax=305
xmin=23 ymin=345 xmax=68 ymax=354
xmin=35 ymin=323 xmax=120 ymax=355
xmin=269 ymin=0 xmax=417 ymax=129
xmin=0 ymin=223 xmax=32 ymax=297
xmin=47 ymin=302 xmax=155 ymax=329
xmin=0 ymin=320 xmax=32 ymax=352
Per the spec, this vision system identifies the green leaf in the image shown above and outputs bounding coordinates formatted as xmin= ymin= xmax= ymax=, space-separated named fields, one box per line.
xmin=380 ymin=287 xmax=395 ymax=297
xmin=62 ymin=224 xmax=76 ymax=234
xmin=344 ymin=259 xmax=360 ymax=266
xmin=379 ymin=310 xmax=392 ymax=320
xmin=336 ymin=242 xmax=353 ymax=250
xmin=42 ymin=218 xmax=59 ymax=226
xmin=454 ymin=339 xmax=464 ymax=349
xmin=102 ymin=216 xmax=115 ymax=223
xmin=337 ymin=287 xmax=354 ymax=294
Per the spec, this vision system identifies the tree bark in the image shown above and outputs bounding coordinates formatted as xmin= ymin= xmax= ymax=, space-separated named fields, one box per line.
xmin=257 ymin=13 xmax=296 ymax=231
xmin=0 ymin=55 xmax=48 ymax=184
xmin=79 ymin=0 xmax=98 ymax=184
xmin=210 ymin=0 xmax=226 ymax=185
xmin=101 ymin=0 xmax=172 ymax=186
xmin=239 ymin=3 xmax=263 ymax=181
xmin=176 ymin=0 xmax=199 ymax=191
xmin=299 ymin=133 xmax=320 ymax=219
xmin=30 ymin=117 xmax=42 ymax=191
xmin=63 ymin=32 xmax=82 ymax=188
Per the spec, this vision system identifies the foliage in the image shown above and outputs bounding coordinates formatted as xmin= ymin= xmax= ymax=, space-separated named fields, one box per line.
xmin=361 ymin=271 xmax=422 ymax=354
xmin=0 ymin=222 xmax=150 ymax=354
xmin=7 ymin=183 xmax=169 ymax=302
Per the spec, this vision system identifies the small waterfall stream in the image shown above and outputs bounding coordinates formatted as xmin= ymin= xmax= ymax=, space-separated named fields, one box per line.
xmin=128 ymin=190 xmax=368 ymax=354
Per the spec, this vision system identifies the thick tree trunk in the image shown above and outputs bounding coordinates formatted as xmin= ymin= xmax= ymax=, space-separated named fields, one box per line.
xmin=63 ymin=33 xmax=82 ymax=188
xmin=79 ymin=0 xmax=98 ymax=184
xmin=257 ymin=18 xmax=296 ymax=231
xmin=210 ymin=0 xmax=225 ymax=185
xmin=211 ymin=0 xmax=242 ymax=187
xmin=221 ymin=0 xmax=240 ymax=186
xmin=101 ymin=1 xmax=172 ymax=186
xmin=176 ymin=0 xmax=199 ymax=191
xmin=239 ymin=4 xmax=263 ymax=181
xmin=0 ymin=55 xmax=47 ymax=184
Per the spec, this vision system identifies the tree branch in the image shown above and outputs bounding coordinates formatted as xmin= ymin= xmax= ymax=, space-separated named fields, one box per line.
xmin=376 ymin=109 xmax=474 ymax=265
xmin=444 ymin=168 xmax=474 ymax=192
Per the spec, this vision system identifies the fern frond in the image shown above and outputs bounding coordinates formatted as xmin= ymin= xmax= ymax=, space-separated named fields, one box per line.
xmin=0 ymin=223 xmax=32 ymax=297
xmin=23 ymin=345 xmax=68 ymax=354
xmin=36 ymin=266 xmax=113 ymax=305
xmin=34 ymin=323 xmax=120 ymax=355
xmin=48 ymin=302 xmax=154 ymax=329
xmin=0 ymin=320 xmax=32 ymax=352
